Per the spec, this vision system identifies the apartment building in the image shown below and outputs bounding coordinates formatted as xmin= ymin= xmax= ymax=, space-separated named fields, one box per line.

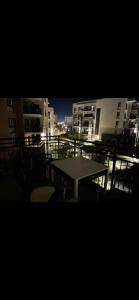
xmin=0 ymin=98 xmax=24 ymax=139
xmin=0 ymin=98 xmax=49 ymax=139
xmin=65 ymin=116 xmax=73 ymax=126
xmin=48 ymin=107 xmax=57 ymax=136
xmin=23 ymin=98 xmax=49 ymax=142
xmin=127 ymin=99 xmax=139 ymax=144
xmin=73 ymin=99 xmax=97 ymax=140
xmin=72 ymin=98 xmax=139 ymax=141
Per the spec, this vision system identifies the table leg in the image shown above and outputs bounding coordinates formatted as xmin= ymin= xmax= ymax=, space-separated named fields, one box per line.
xmin=51 ymin=168 xmax=54 ymax=183
xmin=74 ymin=179 xmax=78 ymax=201
xmin=104 ymin=171 xmax=108 ymax=190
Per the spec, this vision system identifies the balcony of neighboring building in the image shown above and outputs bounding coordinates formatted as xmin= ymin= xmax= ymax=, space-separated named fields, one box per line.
xmin=73 ymin=112 xmax=78 ymax=118
xmin=73 ymin=123 xmax=79 ymax=127
xmin=83 ymin=106 xmax=95 ymax=112
xmin=83 ymin=113 xmax=95 ymax=119
xmin=24 ymin=119 xmax=43 ymax=133
xmin=129 ymin=113 xmax=137 ymax=120
xmin=128 ymin=121 xmax=136 ymax=129
xmin=81 ymin=120 xmax=94 ymax=127
xmin=24 ymin=127 xmax=43 ymax=133
xmin=23 ymin=100 xmax=42 ymax=117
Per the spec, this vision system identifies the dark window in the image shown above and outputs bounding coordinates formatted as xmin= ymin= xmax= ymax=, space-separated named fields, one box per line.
xmin=115 ymin=121 xmax=119 ymax=127
xmin=83 ymin=121 xmax=89 ymax=127
xmin=124 ymin=112 xmax=127 ymax=119
xmin=49 ymin=122 xmax=51 ymax=128
xmin=117 ymin=112 xmax=120 ymax=118
xmin=84 ymin=106 xmax=92 ymax=111
xmin=83 ymin=129 xmax=88 ymax=134
xmin=84 ymin=113 xmax=94 ymax=118
xmin=123 ymin=121 xmax=125 ymax=127
xmin=117 ymin=102 xmax=121 ymax=109
xmin=7 ymin=98 xmax=13 ymax=107
xmin=8 ymin=118 xmax=16 ymax=129
xmin=48 ymin=112 xmax=50 ymax=119
xmin=125 ymin=103 xmax=127 ymax=109
xmin=95 ymin=108 xmax=101 ymax=135
xmin=7 ymin=98 xmax=14 ymax=112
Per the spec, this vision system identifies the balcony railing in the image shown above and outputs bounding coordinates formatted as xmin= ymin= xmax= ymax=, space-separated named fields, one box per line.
xmin=23 ymin=105 xmax=42 ymax=115
xmin=84 ymin=107 xmax=92 ymax=111
xmin=24 ymin=126 xmax=43 ymax=133
xmin=84 ymin=114 xmax=94 ymax=118
xmin=0 ymin=136 xmax=139 ymax=201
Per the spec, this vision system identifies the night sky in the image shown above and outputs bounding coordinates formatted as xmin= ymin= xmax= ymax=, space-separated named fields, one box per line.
xmin=49 ymin=98 xmax=139 ymax=122
xmin=48 ymin=98 xmax=98 ymax=122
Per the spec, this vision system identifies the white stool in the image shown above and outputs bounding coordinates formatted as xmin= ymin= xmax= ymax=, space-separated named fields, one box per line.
xmin=31 ymin=186 xmax=55 ymax=202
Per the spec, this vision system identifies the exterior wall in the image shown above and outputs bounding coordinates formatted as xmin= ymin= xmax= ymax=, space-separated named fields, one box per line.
xmin=0 ymin=99 xmax=10 ymax=138
xmin=43 ymin=98 xmax=49 ymax=136
xmin=72 ymin=98 xmax=132 ymax=140
xmin=96 ymin=98 xmax=128 ymax=138
xmin=48 ymin=107 xmax=57 ymax=136
xmin=65 ymin=116 xmax=73 ymax=125
xmin=0 ymin=98 xmax=24 ymax=139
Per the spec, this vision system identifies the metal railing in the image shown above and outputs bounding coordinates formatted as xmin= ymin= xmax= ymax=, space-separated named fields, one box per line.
xmin=0 ymin=135 xmax=139 ymax=195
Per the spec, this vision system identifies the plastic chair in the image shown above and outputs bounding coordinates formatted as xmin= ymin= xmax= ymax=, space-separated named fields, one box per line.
xmin=30 ymin=186 xmax=55 ymax=202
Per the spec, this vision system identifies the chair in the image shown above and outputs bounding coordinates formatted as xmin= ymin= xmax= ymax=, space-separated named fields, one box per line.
xmin=30 ymin=186 xmax=55 ymax=202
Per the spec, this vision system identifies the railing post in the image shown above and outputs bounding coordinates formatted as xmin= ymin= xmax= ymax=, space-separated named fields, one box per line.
xmin=46 ymin=136 xmax=49 ymax=154
xmin=111 ymin=145 xmax=117 ymax=190
xmin=58 ymin=136 xmax=60 ymax=159
xmin=74 ymin=139 xmax=76 ymax=157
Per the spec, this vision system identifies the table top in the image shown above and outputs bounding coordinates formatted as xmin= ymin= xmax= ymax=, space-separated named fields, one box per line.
xmin=51 ymin=157 xmax=108 ymax=180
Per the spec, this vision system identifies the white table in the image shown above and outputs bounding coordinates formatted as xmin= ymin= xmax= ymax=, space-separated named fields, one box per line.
xmin=51 ymin=157 xmax=108 ymax=201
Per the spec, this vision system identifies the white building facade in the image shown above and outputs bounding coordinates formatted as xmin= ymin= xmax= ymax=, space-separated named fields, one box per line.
xmin=48 ymin=107 xmax=57 ymax=136
xmin=72 ymin=98 xmax=139 ymax=141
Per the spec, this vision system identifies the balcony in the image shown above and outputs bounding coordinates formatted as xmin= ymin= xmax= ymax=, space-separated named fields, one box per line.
xmin=24 ymin=126 xmax=43 ymax=133
xmin=84 ymin=107 xmax=92 ymax=111
xmin=84 ymin=114 xmax=95 ymax=118
xmin=23 ymin=103 xmax=42 ymax=115
xmin=130 ymin=114 xmax=136 ymax=120
xmin=0 ymin=136 xmax=139 ymax=204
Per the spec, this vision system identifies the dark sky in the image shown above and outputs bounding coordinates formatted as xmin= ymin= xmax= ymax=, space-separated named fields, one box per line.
xmin=48 ymin=98 xmax=98 ymax=122
xmin=49 ymin=98 xmax=139 ymax=122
